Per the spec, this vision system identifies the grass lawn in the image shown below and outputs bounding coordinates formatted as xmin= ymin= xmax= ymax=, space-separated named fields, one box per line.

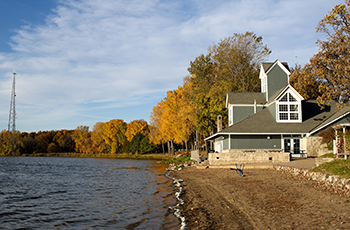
xmin=312 ymin=158 xmax=350 ymax=179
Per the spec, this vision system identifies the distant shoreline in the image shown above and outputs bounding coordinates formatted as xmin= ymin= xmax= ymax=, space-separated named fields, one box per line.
xmin=1 ymin=153 xmax=175 ymax=161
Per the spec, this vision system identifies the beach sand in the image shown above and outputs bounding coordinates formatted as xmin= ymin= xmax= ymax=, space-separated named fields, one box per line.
xmin=171 ymin=167 xmax=350 ymax=229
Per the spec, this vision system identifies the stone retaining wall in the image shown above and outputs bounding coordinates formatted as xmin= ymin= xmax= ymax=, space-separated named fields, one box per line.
xmin=209 ymin=149 xmax=290 ymax=165
xmin=273 ymin=165 xmax=350 ymax=194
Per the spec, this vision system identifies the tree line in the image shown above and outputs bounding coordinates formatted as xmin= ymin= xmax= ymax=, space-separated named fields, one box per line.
xmin=0 ymin=119 xmax=169 ymax=156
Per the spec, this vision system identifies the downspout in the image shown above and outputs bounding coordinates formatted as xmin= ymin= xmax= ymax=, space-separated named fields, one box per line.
xmin=254 ymin=99 xmax=257 ymax=114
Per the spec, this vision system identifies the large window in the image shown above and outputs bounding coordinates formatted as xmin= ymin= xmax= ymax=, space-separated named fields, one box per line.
xmin=277 ymin=92 xmax=301 ymax=122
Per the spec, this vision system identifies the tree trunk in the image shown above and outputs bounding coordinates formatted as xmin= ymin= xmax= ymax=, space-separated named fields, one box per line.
xmin=162 ymin=142 xmax=165 ymax=154
xmin=167 ymin=141 xmax=171 ymax=155
xmin=171 ymin=140 xmax=174 ymax=156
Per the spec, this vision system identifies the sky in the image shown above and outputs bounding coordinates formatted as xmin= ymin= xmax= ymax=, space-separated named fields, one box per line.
xmin=0 ymin=0 xmax=343 ymax=132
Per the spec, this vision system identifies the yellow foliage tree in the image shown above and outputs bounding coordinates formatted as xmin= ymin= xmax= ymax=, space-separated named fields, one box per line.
xmin=125 ymin=119 xmax=149 ymax=142
xmin=72 ymin=126 xmax=91 ymax=153
xmin=102 ymin=119 xmax=127 ymax=154
xmin=150 ymin=100 xmax=167 ymax=153
xmin=149 ymin=80 xmax=196 ymax=153
xmin=91 ymin=122 xmax=106 ymax=153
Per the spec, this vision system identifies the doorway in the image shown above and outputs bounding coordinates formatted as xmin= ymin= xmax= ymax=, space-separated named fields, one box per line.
xmin=284 ymin=138 xmax=301 ymax=157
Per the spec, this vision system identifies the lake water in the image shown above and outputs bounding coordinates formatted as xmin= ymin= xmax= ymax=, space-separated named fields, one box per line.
xmin=0 ymin=157 xmax=180 ymax=229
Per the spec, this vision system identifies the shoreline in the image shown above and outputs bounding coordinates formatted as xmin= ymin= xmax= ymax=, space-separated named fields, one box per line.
xmin=170 ymin=166 xmax=350 ymax=229
xmin=2 ymin=152 xmax=176 ymax=161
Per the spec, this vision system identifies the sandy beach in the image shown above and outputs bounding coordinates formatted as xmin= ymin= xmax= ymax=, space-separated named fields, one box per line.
xmin=171 ymin=166 xmax=350 ymax=229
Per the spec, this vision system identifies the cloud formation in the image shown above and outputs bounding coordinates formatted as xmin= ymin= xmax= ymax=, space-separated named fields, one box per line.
xmin=0 ymin=0 xmax=341 ymax=132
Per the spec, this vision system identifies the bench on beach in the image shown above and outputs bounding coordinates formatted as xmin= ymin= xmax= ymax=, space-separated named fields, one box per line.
xmin=230 ymin=163 xmax=245 ymax=176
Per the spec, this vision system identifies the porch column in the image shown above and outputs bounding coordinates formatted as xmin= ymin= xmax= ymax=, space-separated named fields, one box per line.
xmin=229 ymin=134 xmax=231 ymax=149
xmin=334 ymin=129 xmax=338 ymax=156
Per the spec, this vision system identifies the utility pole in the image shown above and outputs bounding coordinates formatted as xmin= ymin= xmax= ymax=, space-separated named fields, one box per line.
xmin=8 ymin=71 xmax=16 ymax=132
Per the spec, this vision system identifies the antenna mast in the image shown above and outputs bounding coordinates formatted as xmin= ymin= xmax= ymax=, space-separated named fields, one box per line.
xmin=8 ymin=71 xmax=16 ymax=132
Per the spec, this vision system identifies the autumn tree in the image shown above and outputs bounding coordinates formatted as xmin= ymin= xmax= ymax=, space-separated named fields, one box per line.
xmin=35 ymin=131 xmax=52 ymax=153
xmin=308 ymin=0 xmax=350 ymax=107
xmin=22 ymin=135 xmax=36 ymax=154
xmin=72 ymin=126 xmax=92 ymax=153
xmin=53 ymin=130 xmax=75 ymax=152
xmin=91 ymin=122 xmax=108 ymax=153
xmin=187 ymin=54 xmax=219 ymax=136
xmin=150 ymin=101 xmax=167 ymax=153
xmin=173 ymin=81 xmax=196 ymax=151
xmin=125 ymin=119 xmax=149 ymax=142
xmin=210 ymin=31 xmax=271 ymax=93
xmin=289 ymin=64 xmax=322 ymax=100
xmin=102 ymin=119 xmax=127 ymax=154
xmin=0 ymin=130 xmax=22 ymax=156
xmin=188 ymin=32 xmax=271 ymax=137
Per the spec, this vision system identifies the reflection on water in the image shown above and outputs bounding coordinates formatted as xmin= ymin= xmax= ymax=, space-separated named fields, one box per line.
xmin=0 ymin=157 xmax=179 ymax=229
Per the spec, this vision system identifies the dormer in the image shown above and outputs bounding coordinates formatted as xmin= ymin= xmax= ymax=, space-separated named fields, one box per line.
xmin=260 ymin=60 xmax=290 ymax=102
xmin=266 ymin=85 xmax=304 ymax=123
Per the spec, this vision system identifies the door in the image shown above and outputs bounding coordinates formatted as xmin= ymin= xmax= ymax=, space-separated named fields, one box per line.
xmin=284 ymin=139 xmax=301 ymax=157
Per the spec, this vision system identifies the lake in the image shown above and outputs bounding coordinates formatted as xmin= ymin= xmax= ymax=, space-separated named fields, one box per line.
xmin=0 ymin=157 xmax=180 ymax=229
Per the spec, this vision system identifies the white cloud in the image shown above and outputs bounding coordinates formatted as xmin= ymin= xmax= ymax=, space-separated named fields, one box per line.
xmin=0 ymin=0 xmax=342 ymax=131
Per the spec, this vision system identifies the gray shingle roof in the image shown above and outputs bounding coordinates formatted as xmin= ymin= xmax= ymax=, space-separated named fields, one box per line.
xmin=227 ymin=92 xmax=266 ymax=105
xmin=309 ymin=102 xmax=350 ymax=134
xmin=262 ymin=61 xmax=290 ymax=73
xmin=215 ymin=100 xmax=345 ymax=136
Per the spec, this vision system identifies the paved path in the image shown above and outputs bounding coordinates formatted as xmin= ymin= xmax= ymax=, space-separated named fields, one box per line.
xmin=278 ymin=157 xmax=316 ymax=169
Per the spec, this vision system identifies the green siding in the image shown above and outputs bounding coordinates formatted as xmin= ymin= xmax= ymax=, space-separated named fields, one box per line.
xmin=222 ymin=135 xmax=229 ymax=149
xmin=230 ymin=135 xmax=281 ymax=149
xmin=233 ymin=106 xmax=264 ymax=124
xmin=267 ymin=102 xmax=276 ymax=120
xmin=267 ymin=65 xmax=288 ymax=101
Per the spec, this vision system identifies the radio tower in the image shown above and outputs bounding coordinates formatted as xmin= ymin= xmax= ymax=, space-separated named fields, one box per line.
xmin=8 ymin=71 xmax=16 ymax=132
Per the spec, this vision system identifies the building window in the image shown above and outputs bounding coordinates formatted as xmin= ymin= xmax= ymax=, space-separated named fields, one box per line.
xmin=277 ymin=92 xmax=301 ymax=122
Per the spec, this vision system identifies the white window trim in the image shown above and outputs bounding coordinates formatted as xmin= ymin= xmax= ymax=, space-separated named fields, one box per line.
xmin=276 ymin=91 xmax=302 ymax=123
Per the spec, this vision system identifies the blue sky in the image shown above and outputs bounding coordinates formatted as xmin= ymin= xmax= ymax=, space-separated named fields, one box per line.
xmin=0 ymin=0 xmax=342 ymax=132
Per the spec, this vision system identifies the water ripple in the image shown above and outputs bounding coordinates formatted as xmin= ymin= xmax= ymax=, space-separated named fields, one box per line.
xmin=0 ymin=157 xmax=180 ymax=229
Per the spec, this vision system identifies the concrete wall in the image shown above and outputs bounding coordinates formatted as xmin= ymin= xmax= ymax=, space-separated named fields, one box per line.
xmin=191 ymin=150 xmax=200 ymax=162
xmin=302 ymin=136 xmax=331 ymax=157
xmin=208 ymin=149 xmax=290 ymax=165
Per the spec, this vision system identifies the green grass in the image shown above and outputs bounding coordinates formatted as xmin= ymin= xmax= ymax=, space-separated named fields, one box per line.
xmin=312 ymin=159 xmax=350 ymax=179
xmin=320 ymin=153 xmax=336 ymax=158
xmin=160 ymin=155 xmax=192 ymax=164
